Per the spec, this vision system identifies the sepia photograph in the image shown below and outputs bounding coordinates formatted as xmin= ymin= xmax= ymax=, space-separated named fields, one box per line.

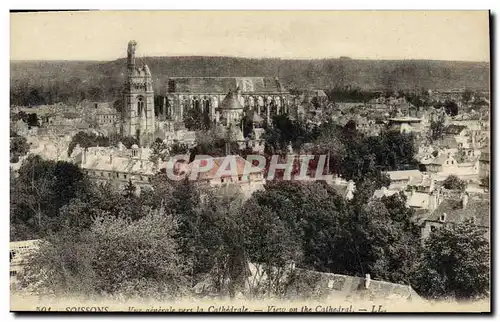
xmin=8 ymin=10 xmax=491 ymax=313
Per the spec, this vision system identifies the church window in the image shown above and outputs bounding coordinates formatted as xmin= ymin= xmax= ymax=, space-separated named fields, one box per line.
xmin=137 ymin=97 xmax=145 ymax=116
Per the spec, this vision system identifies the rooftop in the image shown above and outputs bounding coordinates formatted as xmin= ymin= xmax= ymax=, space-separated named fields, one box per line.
xmin=167 ymin=77 xmax=287 ymax=94
xmin=444 ymin=124 xmax=468 ymax=135
xmin=427 ymin=197 xmax=490 ymax=228
xmin=386 ymin=170 xmax=423 ymax=182
xmin=219 ymin=90 xmax=244 ymax=111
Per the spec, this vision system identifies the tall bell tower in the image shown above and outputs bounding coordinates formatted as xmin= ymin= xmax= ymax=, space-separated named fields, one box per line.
xmin=122 ymin=40 xmax=155 ymax=146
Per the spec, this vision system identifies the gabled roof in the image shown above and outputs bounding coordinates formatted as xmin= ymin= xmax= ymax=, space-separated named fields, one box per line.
xmin=285 ymin=268 xmax=422 ymax=302
xmin=386 ymin=170 xmax=423 ymax=182
xmin=246 ymin=109 xmax=264 ymax=123
xmin=428 ymin=154 xmax=454 ymax=166
xmin=194 ymin=263 xmax=423 ymax=302
xmin=219 ymin=90 xmax=244 ymax=110
xmin=167 ymin=77 xmax=286 ymax=93
xmin=427 ymin=197 xmax=490 ymax=228
xmin=407 ymin=192 xmax=430 ymax=209
xmin=444 ymin=124 xmax=468 ymax=135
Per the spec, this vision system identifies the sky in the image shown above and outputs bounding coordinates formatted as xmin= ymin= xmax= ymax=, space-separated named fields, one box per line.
xmin=10 ymin=10 xmax=490 ymax=62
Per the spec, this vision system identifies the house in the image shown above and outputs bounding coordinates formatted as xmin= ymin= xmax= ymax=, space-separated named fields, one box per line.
xmin=73 ymin=144 xmax=158 ymax=190
xmin=426 ymin=153 xmax=479 ymax=181
xmin=373 ymin=175 xmax=441 ymax=213
xmin=420 ymin=193 xmax=489 ymax=241
xmin=10 ymin=239 xmax=41 ymax=285
xmin=415 ymin=146 xmax=436 ymax=166
xmin=194 ymin=263 xmax=423 ymax=303
xmin=94 ymin=102 xmax=119 ymax=134
xmin=386 ymin=170 xmax=423 ymax=190
xmin=386 ymin=117 xmax=423 ymax=134
xmin=372 ymin=186 xmax=399 ymax=199
xmin=479 ymin=149 xmax=490 ymax=180
xmin=425 ymin=154 xmax=458 ymax=174
xmin=444 ymin=124 xmax=468 ymax=137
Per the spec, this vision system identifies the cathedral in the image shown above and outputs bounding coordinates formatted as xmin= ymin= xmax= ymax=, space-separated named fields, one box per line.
xmin=121 ymin=40 xmax=155 ymax=146
xmin=121 ymin=40 xmax=291 ymax=146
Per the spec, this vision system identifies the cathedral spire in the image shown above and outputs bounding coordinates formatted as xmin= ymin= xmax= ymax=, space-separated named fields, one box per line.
xmin=127 ymin=40 xmax=137 ymax=72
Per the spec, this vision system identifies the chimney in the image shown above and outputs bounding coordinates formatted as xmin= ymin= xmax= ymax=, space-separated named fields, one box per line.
xmin=364 ymin=274 xmax=371 ymax=289
xmin=429 ymin=177 xmax=436 ymax=192
xmin=429 ymin=190 xmax=436 ymax=212
xmin=109 ymin=154 xmax=113 ymax=164
xmin=83 ymin=148 xmax=87 ymax=165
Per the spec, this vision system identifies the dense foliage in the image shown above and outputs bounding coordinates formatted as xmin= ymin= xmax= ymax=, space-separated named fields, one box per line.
xmin=10 ymin=132 xmax=30 ymax=163
xmin=442 ymin=175 xmax=467 ymax=191
xmin=20 ymin=208 xmax=189 ymax=299
xmin=263 ymin=115 xmax=417 ymax=183
xmin=413 ymin=220 xmax=490 ymax=300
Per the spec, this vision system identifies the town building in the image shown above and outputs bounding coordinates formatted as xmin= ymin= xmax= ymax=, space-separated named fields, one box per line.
xmin=161 ymin=76 xmax=291 ymax=123
xmin=386 ymin=169 xmax=424 ymax=190
xmin=121 ymin=40 xmax=155 ymax=145
xmin=425 ymin=153 xmax=479 ymax=181
xmin=479 ymin=149 xmax=490 ymax=180
xmin=10 ymin=239 xmax=41 ymax=286
xmin=386 ymin=116 xmax=423 ymax=134
xmin=72 ymin=144 xmax=157 ymax=190
xmin=420 ymin=192 xmax=489 ymax=241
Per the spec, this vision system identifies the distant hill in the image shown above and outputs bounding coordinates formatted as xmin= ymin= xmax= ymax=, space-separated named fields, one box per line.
xmin=10 ymin=57 xmax=490 ymax=106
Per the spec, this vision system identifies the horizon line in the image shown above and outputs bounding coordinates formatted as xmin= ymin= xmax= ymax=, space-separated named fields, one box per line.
xmin=10 ymin=55 xmax=491 ymax=64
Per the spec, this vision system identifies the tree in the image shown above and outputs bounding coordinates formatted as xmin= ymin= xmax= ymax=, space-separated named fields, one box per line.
xmin=444 ymin=100 xmax=459 ymax=116
xmin=245 ymin=181 xmax=346 ymax=273
xmin=169 ymin=142 xmax=189 ymax=156
xmin=442 ymin=175 xmax=466 ymax=191
xmin=10 ymin=135 xmax=30 ymax=163
xmin=183 ymin=107 xmax=210 ymax=131
xmin=311 ymin=122 xmax=345 ymax=174
xmin=10 ymin=156 xmax=89 ymax=239
xmin=26 ymin=113 xmax=39 ymax=127
xmin=263 ymin=115 xmax=318 ymax=154
xmin=149 ymin=140 xmax=168 ymax=165
xmin=462 ymin=88 xmax=473 ymax=102
xmin=238 ymin=198 xmax=302 ymax=297
xmin=68 ymin=131 xmax=110 ymax=157
xmin=123 ymin=179 xmax=137 ymax=198
xmin=413 ymin=220 xmax=490 ymax=300
xmin=430 ymin=119 xmax=446 ymax=142
xmin=19 ymin=207 xmax=190 ymax=299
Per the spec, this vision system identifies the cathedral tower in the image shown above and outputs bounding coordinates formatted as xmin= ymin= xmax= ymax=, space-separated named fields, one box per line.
xmin=122 ymin=40 xmax=155 ymax=146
